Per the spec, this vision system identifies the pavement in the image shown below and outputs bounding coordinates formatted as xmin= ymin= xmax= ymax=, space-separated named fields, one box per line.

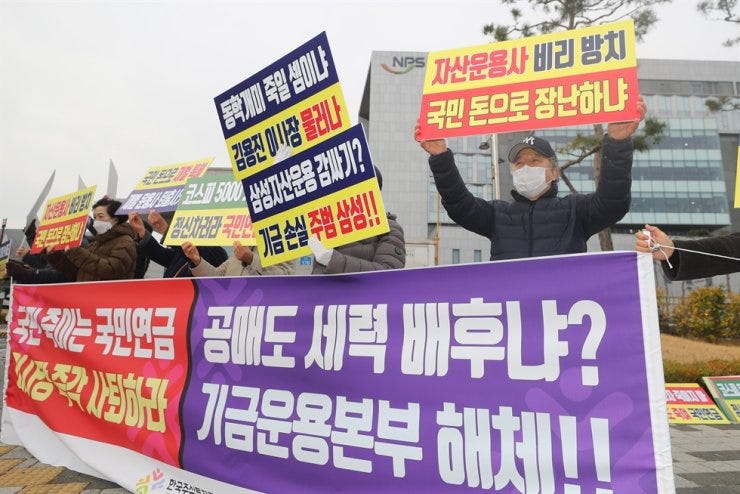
xmin=0 ymin=329 xmax=738 ymax=493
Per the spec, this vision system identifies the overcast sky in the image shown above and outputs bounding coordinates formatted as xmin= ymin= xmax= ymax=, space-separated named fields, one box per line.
xmin=1 ymin=0 xmax=737 ymax=230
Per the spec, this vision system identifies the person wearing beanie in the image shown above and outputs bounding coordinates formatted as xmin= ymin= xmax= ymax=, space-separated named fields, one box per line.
xmin=416 ymin=96 xmax=647 ymax=261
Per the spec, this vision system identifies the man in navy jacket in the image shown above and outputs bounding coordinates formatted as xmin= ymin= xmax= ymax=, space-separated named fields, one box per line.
xmin=417 ymin=96 xmax=647 ymax=260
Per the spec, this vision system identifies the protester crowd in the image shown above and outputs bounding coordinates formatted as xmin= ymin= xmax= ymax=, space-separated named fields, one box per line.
xmin=3 ymin=93 xmax=738 ymax=284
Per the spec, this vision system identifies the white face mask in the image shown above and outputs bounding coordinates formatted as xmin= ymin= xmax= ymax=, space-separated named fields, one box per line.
xmin=93 ymin=220 xmax=113 ymax=235
xmin=512 ymin=165 xmax=551 ymax=200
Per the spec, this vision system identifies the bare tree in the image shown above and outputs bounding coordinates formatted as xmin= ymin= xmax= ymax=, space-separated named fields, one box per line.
xmin=483 ymin=0 xmax=669 ymax=251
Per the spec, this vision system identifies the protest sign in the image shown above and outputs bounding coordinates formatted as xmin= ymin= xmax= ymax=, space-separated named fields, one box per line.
xmin=116 ymin=157 xmax=214 ymax=215
xmin=214 ymin=33 xmax=386 ymax=266
xmin=3 ymin=251 xmax=673 ymax=493
xmin=417 ymin=19 xmax=640 ymax=139
xmin=0 ymin=239 xmax=11 ymax=272
xmin=31 ymin=185 xmax=96 ymax=254
xmin=164 ymin=175 xmax=255 ymax=247
xmin=665 ymin=383 xmax=729 ymax=424
xmin=703 ymin=376 xmax=740 ymax=423
xmin=214 ymin=32 xmax=351 ymax=183
xmin=245 ymin=124 xmax=388 ymax=266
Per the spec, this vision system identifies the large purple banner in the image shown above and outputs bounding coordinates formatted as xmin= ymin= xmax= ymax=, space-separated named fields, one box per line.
xmin=180 ymin=251 xmax=672 ymax=493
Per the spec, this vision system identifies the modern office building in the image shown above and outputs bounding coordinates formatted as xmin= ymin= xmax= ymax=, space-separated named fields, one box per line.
xmin=359 ymin=54 xmax=740 ymax=277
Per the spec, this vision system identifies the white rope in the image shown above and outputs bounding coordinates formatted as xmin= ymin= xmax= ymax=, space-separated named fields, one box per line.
xmin=647 ymin=236 xmax=740 ymax=271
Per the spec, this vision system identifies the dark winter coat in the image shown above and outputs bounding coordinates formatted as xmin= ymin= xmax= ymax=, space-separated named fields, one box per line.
xmin=312 ymin=213 xmax=406 ymax=274
xmin=662 ymin=232 xmax=740 ymax=280
xmin=428 ymin=135 xmax=634 ymax=260
xmin=136 ymin=229 xmax=228 ymax=278
xmin=46 ymin=223 xmax=137 ymax=281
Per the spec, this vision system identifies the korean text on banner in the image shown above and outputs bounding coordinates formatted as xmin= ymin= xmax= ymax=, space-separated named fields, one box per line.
xmin=214 ymin=32 xmax=351 ymax=182
xmin=164 ymin=176 xmax=255 ymax=247
xmin=665 ymin=383 xmax=729 ymax=424
xmin=3 ymin=252 xmax=674 ymax=493
xmin=0 ymin=239 xmax=11 ymax=271
xmin=116 ymin=157 xmax=214 ymax=215
xmin=417 ymin=19 xmax=639 ymax=139
xmin=703 ymin=376 xmax=740 ymax=423
xmin=31 ymin=185 xmax=96 ymax=254
xmin=245 ymin=124 xmax=388 ymax=267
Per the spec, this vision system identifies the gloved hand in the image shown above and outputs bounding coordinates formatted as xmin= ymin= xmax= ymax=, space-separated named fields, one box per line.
xmin=274 ymin=144 xmax=293 ymax=164
xmin=308 ymin=236 xmax=333 ymax=266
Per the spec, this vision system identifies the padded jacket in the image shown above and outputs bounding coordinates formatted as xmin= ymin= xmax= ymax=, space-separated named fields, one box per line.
xmin=428 ymin=135 xmax=634 ymax=260
xmin=46 ymin=223 xmax=137 ymax=281
xmin=662 ymin=232 xmax=740 ymax=280
xmin=137 ymin=230 xmax=228 ymax=278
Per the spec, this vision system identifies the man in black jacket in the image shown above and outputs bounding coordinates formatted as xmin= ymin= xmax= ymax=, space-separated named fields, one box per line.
xmin=636 ymin=224 xmax=739 ymax=280
xmin=417 ymin=96 xmax=646 ymax=260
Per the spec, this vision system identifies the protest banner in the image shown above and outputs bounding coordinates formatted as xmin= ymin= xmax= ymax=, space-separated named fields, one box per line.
xmin=702 ymin=376 xmax=740 ymax=423
xmin=214 ymin=33 xmax=386 ymax=266
xmin=2 ymin=252 xmax=673 ymax=493
xmin=116 ymin=157 xmax=214 ymax=215
xmin=664 ymin=383 xmax=729 ymax=424
xmin=30 ymin=185 xmax=96 ymax=254
xmin=417 ymin=19 xmax=640 ymax=140
xmin=0 ymin=239 xmax=11 ymax=272
xmin=214 ymin=32 xmax=351 ymax=183
xmin=164 ymin=175 xmax=255 ymax=247
xmin=245 ymin=124 xmax=388 ymax=266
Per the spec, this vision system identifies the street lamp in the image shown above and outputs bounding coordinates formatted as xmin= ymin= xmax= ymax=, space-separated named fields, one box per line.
xmin=478 ymin=133 xmax=502 ymax=200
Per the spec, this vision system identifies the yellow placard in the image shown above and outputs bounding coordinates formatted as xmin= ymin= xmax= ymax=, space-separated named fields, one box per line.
xmin=40 ymin=186 xmax=97 ymax=223
xmin=134 ymin=157 xmax=215 ymax=190
xmin=665 ymin=383 xmax=729 ymax=424
xmin=423 ymin=19 xmax=636 ymax=94
xmin=253 ymin=179 xmax=388 ymax=267
xmin=226 ymin=83 xmax=351 ymax=182
xmin=165 ymin=208 xmax=256 ymax=247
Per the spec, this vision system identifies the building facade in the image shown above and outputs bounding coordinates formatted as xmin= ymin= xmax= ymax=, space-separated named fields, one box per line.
xmin=359 ymin=54 xmax=739 ymax=279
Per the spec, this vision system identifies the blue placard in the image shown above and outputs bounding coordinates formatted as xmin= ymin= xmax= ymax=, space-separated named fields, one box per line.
xmin=241 ymin=124 xmax=376 ymax=223
xmin=214 ymin=32 xmax=340 ymax=140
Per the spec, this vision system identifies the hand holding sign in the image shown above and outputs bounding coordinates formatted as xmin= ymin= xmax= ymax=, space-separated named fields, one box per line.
xmin=308 ymin=236 xmax=333 ymax=266
xmin=233 ymin=241 xmax=254 ymax=265
xmin=414 ymin=120 xmax=447 ymax=156
xmin=148 ymin=210 xmax=169 ymax=235
xmin=181 ymin=241 xmax=201 ymax=267
xmin=607 ymin=95 xmax=647 ymax=140
xmin=128 ymin=213 xmax=146 ymax=240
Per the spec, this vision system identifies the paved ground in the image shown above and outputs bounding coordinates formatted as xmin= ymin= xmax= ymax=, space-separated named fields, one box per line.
xmin=0 ymin=329 xmax=738 ymax=493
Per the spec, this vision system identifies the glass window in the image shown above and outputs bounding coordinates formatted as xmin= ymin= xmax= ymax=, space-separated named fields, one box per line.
xmin=452 ymin=249 xmax=460 ymax=264
xmin=474 ymin=250 xmax=482 ymax=262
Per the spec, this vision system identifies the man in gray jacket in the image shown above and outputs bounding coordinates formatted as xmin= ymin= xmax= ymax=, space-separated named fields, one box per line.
xmin=416 ymin=96 xmax=647 ymax=260
xmin=310 ymin=167 xmax=406 ymax=274
xmin=182 ymin=240 xmax=296 ymax=277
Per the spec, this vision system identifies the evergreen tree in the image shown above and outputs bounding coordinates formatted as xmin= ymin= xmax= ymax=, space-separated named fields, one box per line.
xmin=483 ymin=0 xmax=668 ymax=250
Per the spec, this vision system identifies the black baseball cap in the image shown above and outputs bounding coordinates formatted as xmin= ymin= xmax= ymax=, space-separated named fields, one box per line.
xmin=507 ymin=136 xmax=556 ymax=163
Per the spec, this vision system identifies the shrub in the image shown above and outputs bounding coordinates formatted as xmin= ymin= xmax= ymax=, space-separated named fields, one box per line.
xmin=663 ymin=359 xmax=740 ymax=384
xmin=655 ymin=288 xmax=673 ymax=333
xmin=672 ymin=287 xmax=738 ymax=342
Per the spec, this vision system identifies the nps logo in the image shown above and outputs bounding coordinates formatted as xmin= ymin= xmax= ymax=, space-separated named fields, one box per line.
xmin=381 ymin=56 xmax=426 ymax=75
